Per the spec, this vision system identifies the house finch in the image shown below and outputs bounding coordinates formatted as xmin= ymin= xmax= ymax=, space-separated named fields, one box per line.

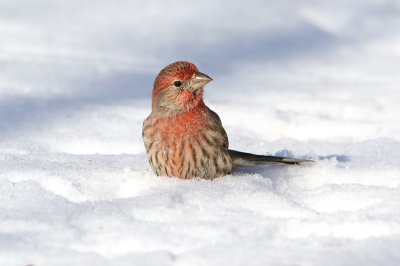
xmin=142 ymin=61 xmax=312 ymax=179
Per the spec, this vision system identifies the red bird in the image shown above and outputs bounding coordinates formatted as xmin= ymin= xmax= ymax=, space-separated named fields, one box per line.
xmin=142 ymin=61 xmax=312 ymax=179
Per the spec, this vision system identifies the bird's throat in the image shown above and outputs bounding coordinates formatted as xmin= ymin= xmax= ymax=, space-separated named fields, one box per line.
xmin=158 ymin=102 xmax=208 ymax=138
xmin=177 ymin=89 xmax=204 ymax=109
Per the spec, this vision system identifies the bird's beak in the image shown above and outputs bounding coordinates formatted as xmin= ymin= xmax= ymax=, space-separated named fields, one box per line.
xmin=189 ymin=72 xmax=213 ymax=92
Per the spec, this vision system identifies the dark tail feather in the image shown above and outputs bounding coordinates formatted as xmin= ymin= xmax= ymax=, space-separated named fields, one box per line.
xmin=228 ymin=149 xmax=314 ymax=169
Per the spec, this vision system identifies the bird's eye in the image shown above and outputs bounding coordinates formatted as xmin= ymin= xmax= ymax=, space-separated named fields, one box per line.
xmin=173 ymin=81 xmax=182 ymax=87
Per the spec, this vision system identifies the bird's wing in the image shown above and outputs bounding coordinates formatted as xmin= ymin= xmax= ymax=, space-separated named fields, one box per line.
xmin=206 ymin=106 xmax=229 ymax=149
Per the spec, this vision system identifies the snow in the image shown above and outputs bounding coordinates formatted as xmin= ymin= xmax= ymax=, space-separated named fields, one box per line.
xmin=1 ymin=0 xmax=400 ymax=265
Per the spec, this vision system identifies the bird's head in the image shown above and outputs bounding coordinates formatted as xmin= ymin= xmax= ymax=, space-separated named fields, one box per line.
xmin=151 ymin=61 xmax=212 ymax=116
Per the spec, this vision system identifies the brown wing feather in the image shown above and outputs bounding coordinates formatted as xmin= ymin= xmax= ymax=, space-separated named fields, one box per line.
xmin=206 ymin=106 xmax=229 ymax=149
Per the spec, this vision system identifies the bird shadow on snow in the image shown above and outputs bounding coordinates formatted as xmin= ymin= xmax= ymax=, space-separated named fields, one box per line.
xmin=0 ymin=19 xmax=336 ymax=145
xmin=318 ymin=154 xmax=349 ymax=162
xmin=275 ymin=149 xmax=349 ymax=163
xmin=0 ymin=71 xmax=154 ymax=140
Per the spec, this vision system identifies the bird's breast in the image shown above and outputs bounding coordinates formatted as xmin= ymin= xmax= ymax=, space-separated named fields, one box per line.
xmin=142 ymin=109 xmax=232 ymax=179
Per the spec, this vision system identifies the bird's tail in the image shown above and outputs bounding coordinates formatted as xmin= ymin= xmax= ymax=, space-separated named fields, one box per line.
xmin=228 ymin=149 xmax=314 ymax=169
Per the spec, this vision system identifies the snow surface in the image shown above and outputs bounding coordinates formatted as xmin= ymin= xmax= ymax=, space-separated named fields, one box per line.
xmin=1 ymin=0 xmax=400 ymax=265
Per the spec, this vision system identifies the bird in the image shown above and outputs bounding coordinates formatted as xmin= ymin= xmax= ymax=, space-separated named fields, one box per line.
xmin=142 ymin=61 xmax=313 ymax=179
